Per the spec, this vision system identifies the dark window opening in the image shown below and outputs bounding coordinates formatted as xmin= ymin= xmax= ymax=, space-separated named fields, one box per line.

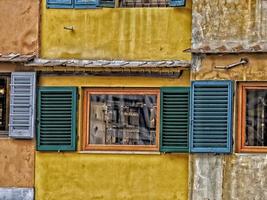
xmin=246 ymin=89 xmax=267 ymax=146
xmin=0 ymin=76 xmax=9 ymax=133
xmin=120 ymin=0 xmax=169 ymax=7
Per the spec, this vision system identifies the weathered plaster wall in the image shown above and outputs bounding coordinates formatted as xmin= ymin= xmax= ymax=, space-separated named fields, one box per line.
xmin=41 ymin=1 xmax=192 ymax=60
xmin=190 ymin=154 xmax=267 ymax=200
xmin=0 ymin=0 xmax=39 ymax=54
xmin=0 ymin=139 xmax=34 ymax=187
xmin=223 ymin=154 xmax=267 ymax=200
xmin=190 ymin=54 xmax=267 ymax=200
xmin=192 ymin=0 xmax=267 ymax=49
xmin=190 ymin=154 xmax=224 ymax=200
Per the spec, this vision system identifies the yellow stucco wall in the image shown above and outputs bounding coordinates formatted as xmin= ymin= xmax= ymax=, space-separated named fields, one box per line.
xmin=36 ymin=74 xmax=190 ymax=200
xmin=41 ymin=1 xmax=192 ymax=60
xmin=36 ymin=153 xmax=188 ymax=200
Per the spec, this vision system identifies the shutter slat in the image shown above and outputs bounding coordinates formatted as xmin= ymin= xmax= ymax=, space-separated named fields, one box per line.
xmin=37 ymin=87 xmax=77 ymax=151
xmin=47 ymin=0 xmax=73 ymax=8
xmin=9 ymin=72 xmax=36 ymax=139
xmin=169 ymin=0 xmax=185 ymax=7
xmin=160 ymin=87 xmax=189 ymax=152
xmin=74 ymin=0 xmax=98 ymax=8
xmin=190 ymin=81 xmax=233 ymax=153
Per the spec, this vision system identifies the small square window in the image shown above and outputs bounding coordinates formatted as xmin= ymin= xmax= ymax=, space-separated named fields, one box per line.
xmin=238 ymin=82 xmax=267 ymax=152
xmin=83 ymin=88 xmax=160 ymax=151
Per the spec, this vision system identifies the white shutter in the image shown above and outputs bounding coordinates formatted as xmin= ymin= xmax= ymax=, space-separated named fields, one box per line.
xmin=9 ymin=72 xmax=36 ymax=138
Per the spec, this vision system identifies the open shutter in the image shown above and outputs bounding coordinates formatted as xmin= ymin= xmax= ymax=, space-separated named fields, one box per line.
xmin=169 ymin=0 xmax=186 ymax=7
xmin=47 ymin=0 xmax=74 ymax=8
xmin=190 ymin=81 xmax=233 ymax=153
xmin=37 ymin=87 xmax=77 ymax=151
xmin=160 ymin=87 xmax=190 ymax=152
xmin=9 ymin=72 xmax=36 ymax=139
xmin=74 ymin=0 xmax=99 ymax=8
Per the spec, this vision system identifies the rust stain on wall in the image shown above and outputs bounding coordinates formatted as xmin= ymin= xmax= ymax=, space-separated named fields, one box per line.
xmin=0 ymin=0 xmax=39 ymax=54
xmin=0 ymin=139 xmax=34 ymax=187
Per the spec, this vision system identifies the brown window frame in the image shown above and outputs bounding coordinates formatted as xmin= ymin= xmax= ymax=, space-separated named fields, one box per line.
xmin=82 ymin=88 xmax=160 ymax=151
xmin=238 ymin=82 xmax=267 ymax=153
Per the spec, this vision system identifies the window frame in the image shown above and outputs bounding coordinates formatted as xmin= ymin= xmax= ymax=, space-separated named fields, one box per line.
xmin=238 ymin=82 xmax=267 ymax=153
xmin=82 ymin=88 xmax=160 ymax=151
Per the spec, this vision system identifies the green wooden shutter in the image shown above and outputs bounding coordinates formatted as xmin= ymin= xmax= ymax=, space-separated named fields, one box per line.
xmin=37 ymin=87 xmax=77 ymax=151
xmin=160 ymin=87 xmax=190 ymax=152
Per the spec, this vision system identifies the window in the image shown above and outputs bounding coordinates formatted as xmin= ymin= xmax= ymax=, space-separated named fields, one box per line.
xmin=47 ymin=0 xmax=185 ymax=8
xmin=83 ymin=88 xmax=160 ymax=151
xmin=120 ymin=0 xmax=185 ymax=7
xmin=238 ymin=82 xmax=267 ymax=153
xmin=0 ymin=75 xmax=9 ymax=135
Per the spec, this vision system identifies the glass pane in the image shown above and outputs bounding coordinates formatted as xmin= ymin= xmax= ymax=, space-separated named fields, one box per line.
xmin=89 ymin=94 xmax=157 ymax=145
xmin=246 ymin=89 xmax=267 ymax=146
xmin=121 ymin=0 xmax=168 ymax=7
xmin=0 ymin=78 xmax=6 ymax=131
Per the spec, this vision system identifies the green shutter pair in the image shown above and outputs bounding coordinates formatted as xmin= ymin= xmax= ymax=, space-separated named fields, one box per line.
xmin=161 ymin=81 xmax=233 ymax=154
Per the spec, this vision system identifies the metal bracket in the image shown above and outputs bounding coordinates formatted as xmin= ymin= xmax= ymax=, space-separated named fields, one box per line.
xmin=215 ymin=58 xmax=248 ymax=70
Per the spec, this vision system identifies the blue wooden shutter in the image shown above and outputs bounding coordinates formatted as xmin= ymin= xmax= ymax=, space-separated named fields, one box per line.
xmin=9 ymin=72 xmax=36 ymax=139
xmin=160 ymin=87 xmax=190 ymax=152
xmin=169 ymin=0 xmax=186 ymax=7
xmin=190 ymin=81 xmax=233 ymax=153
xmin=47 ymin=0 xmax=74 ymax=8
xmin=99 ymin=0 xmax=115 ymax=7
xmin=37 ymin=87 xmax=77 ymax=151
xmin=74 ymin=0 xmax=99 ymax=8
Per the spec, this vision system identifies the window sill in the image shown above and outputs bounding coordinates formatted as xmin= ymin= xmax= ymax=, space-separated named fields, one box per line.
xmin=79 ymin=150 xmax=161 ymax=155
xmin=0 ymin=131 xmax=9 ymax=139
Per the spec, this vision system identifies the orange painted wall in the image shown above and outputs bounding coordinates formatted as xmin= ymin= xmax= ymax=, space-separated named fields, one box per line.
xmin=0 ymin=0 xmax=39 ymax=54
